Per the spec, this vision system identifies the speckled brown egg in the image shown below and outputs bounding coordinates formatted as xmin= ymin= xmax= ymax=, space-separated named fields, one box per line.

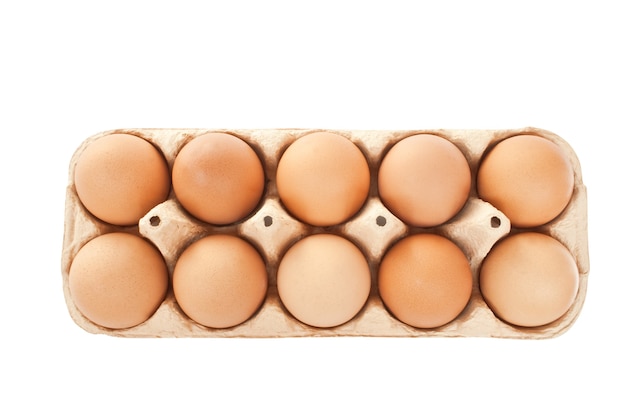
xmin=477 ymin=135 xmax=574 ymax=228
xmin=68 ymin=233 xmax=169 ymax=330
xmin=378 ymin=233 xmax=472 ymax=329
xmin=73 ymin=133 xmax=170 ymax=226
xmin=378 ymin=134 xmax=471 ymax=227
xmin=173 ymin=235 xmax=268 ymax=329
xmin=480 ymin=232 xmax=579 ymax=327
xmin=172 ymin=133 xmax=265 ymax=225
xmin=276 ymin=132 xmax=370 ymax=226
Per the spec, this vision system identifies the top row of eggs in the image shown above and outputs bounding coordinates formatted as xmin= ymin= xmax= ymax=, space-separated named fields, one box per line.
xmin=73 ymin=131 xmax=574 ymax=229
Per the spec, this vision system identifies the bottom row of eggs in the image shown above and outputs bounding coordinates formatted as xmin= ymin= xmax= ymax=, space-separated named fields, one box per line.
xmin=68 ymin=231 xmax=579 ymax=332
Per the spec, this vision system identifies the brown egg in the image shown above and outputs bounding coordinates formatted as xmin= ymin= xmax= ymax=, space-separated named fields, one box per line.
xmin=173 ymin=235 xmax=268 ymax=329
xmin=378 ymin=234 xmax=472 ymax=329
xmin=68 ymin=233 xmax=169 ymax=329
xmin=172 ymin=133 xmax=265 ymax=225
xmin=74 ymin=133 xmax=170 ymax=226
xmin=480 ymin=232 xmax=579 ymax=327
xmin=276 ymin=132 xmax=370 ymax=226
xmin=477 ymin=134 xmax=574 ymax=228
xmin=277 ymin=234 xmax=371 ymax=328
xmin=378 ymin=134 xmax=471 ymax=227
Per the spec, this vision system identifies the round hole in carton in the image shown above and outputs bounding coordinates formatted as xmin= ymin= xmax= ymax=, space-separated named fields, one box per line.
xmin=490 ymin=216 xmax=501 ymax=228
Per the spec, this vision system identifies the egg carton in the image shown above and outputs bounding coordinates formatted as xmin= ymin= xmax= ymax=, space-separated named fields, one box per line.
xmin=61 ymin=127 xmax=589 ymax=338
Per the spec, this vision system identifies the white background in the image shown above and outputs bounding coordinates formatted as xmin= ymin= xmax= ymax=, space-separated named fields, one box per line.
xmin=2 ymin=1 xmax=624 ymax=415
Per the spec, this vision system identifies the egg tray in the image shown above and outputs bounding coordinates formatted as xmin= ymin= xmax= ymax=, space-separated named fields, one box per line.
xmin=61 ymin=127 xmax=589 ymax=338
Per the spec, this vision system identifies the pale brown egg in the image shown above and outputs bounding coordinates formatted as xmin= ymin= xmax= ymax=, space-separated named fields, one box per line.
xmin=276 ymin=132 xmax=370 ymax=226
xmin=172 ymin=133 xmax=265 ymax=225
xmin=378 ymin=134 xmax=471 ymax=227
xmin=277 ymin=234 xmax=371 ymax=328
xmin=173 ymin=234 xmax=268 ymax=329
xmin=378 ymin=233 xmax=472 ymax=329
xmin=74 ymin=133 xmax=170 ymax=226
xmin=480 ymin=232 xmax=579 ymax=327
xmin=68 ymin=233 xmax=169 ymax=330
xmin=477 ymin=134 xmax=574 ymax=228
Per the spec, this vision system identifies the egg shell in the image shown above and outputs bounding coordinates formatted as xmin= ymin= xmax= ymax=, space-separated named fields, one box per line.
xmin=277 ymin=234 xmax=371 ymax=328
xmin=172 ymin=132 xmax=265 ymax=225
xmin=276 ymin=131 xmax=370 ymax=226
xmin=378 ymin=233 xmax=473 ymax=329
xmin=68 ymin=232 xmax=169 ymax=330
xmin=378 ymin=134 xmax=471 ymax=227
xmin=477 ymin=134 xmax=575 ymax=228
xmin=479 ymin=232 xmax=579 ymax=328
xmin=73 ymin=133 xmax=170 ymax=226
xmin=173 ymin=234 xmax=268 ymax=329
xmin=62 ymin=127 xmax=588 ymax=338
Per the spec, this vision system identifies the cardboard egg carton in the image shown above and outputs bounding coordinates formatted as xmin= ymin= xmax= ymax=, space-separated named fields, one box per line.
xmin=61 ymin=127 xmax=589 ymax=338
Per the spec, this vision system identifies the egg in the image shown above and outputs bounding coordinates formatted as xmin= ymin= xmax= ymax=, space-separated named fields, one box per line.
xmin=477 ymin=134 xmax=574 ymax=228
xmin=172 ymin=132 xmax=265 ymax=225
xmin=276 ymin=132 xmax=370 ymax=226
xmin=378 ymin=233 xmax=472 ymax=329
xmin=74 ymin=133 xmax=170 ymax=226
xmin=277 ymin=234 xmax=371 ymax=328
xmin=173 ymin=234 xmax=268 ymax=329
xmin=378 ymin=134 xmax=471 ymax=227
xmin=68 ymin=233 xmax=169 ymax=329
xmin=479 ymin=232 xmax=579 ymax=327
